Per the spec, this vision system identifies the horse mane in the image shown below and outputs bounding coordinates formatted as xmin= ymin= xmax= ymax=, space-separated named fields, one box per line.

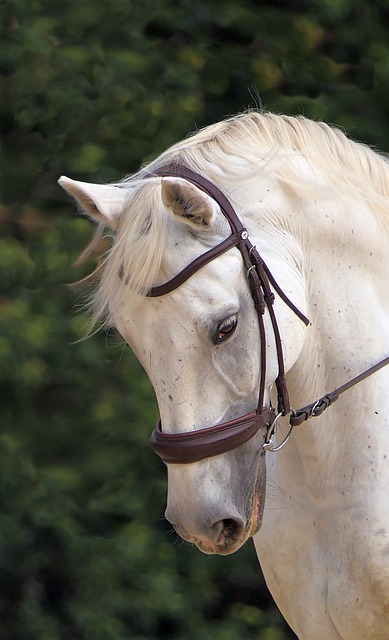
xmin=88 ymin=111 xmax=389 ymax=329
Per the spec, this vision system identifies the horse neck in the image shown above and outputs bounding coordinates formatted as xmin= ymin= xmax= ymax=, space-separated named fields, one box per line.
xmin=274 ymin=189 xmax=389 ymax=489
xmin=300 ymin=193 xmax=388 ymax=383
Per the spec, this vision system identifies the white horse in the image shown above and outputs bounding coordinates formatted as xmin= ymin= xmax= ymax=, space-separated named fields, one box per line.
xmin=59 ymin=112 xmax=389 ymax=640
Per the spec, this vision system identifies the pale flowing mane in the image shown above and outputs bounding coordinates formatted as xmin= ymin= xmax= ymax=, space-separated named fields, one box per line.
xmin=143 ymin=111 xmax=389 ymax=199
xmin=89 ymin=111 xmax=389 ymax=329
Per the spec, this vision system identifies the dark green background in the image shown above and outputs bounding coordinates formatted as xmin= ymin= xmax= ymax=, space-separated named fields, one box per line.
xmin=1 ymin=1 xmax=388 ymax=638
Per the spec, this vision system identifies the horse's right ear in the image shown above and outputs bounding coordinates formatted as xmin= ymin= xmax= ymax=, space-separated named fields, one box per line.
xmin=58 ymin=177 xmax=126 ymax=229
xmin=161 ymin=177 xmax=216 ymax=227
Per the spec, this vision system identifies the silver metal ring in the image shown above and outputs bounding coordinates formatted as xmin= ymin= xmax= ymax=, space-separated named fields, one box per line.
xmin=263 ymin=413 xmax=294 ymax=453
xmin=263 ymin=425 xmax=294 ymax=453
xmin=264 ymin=412 xmax=282 ymax=444
xmin=262 ymin=438 xmax=275 ymax=452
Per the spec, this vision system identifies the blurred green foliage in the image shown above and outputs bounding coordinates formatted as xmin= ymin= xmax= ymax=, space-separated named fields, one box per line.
xmin=1 ymin=0 xmax=389 ymax=638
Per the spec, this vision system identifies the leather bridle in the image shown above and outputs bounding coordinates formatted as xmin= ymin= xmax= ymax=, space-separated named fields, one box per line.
xmin=145 ymin=163 xmax=389 ymax=464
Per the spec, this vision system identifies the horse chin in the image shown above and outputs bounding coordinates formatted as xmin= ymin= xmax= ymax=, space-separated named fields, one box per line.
xmin=180 ymin=529 xmax=249 ymax=556
xmin=195 ymin=514 xmax=263 ymax=556
xmin=195 ymin=538 xmax=248 ymax=556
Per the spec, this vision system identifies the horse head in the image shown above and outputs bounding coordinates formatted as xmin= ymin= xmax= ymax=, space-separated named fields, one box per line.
xmin=59 ymin=164 xmax=308 ymax=556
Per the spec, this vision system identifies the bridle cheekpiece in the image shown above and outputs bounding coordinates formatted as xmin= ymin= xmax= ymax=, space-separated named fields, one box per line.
xmin=146 ymin=163 xmax=310 ymax=464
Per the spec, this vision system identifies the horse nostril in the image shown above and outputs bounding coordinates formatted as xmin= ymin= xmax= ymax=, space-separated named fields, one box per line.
xmin=223 ymin=517 xmax=244 ymax=539
xmin=212 ymin=517 xmax=244 ymax=543
xmin=165 ymin=505 xmax=246 ymax=548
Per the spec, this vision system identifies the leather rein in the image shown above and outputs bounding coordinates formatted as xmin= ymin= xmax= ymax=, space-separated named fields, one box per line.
xmin=144 ymin=163 xmax=389 ymax=464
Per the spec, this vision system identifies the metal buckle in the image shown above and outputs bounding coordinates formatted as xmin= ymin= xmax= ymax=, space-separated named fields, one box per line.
xmin=310 ymin=399 xmax=322 ymax=417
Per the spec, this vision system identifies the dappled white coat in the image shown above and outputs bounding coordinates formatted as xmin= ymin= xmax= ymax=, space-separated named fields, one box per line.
xmin=60 ymin=112 xmax=389 ymax=640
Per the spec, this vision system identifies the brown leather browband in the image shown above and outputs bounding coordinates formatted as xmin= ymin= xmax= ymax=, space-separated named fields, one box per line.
xmin=144 ymin=163 xmax=389 ymax=464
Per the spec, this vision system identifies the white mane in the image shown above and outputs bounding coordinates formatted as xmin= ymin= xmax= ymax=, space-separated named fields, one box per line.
xmin=89 ymin=111 xmax=389 ymax=328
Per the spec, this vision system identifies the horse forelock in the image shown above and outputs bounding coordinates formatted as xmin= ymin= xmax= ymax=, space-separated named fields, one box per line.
xmin=88 ymin=180 xmax=169 ymax=329
xmin=88 ymin=110 xmax=389 ymax=330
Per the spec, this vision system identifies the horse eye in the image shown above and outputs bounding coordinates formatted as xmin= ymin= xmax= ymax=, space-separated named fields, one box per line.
xmin=216 ymin=315 xmax=238 ymax=343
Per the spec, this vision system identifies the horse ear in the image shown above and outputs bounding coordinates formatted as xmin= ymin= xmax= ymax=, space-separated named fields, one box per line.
xmin=161 ymin=178 xmax=215 ymax=227
xmin=58 ymin=176 xmax=126 ymax=229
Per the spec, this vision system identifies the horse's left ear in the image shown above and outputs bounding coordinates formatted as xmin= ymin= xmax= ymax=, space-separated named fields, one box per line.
xmin=58 ymin=176 xmax=126 ymax=229
xmin=161 ymin=178 xmax=216 ymax=227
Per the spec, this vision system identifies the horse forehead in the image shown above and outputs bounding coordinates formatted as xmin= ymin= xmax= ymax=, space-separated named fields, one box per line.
xmin=165 ymin=232 xmax=244 ymax=281
xmin=151 ymin=247 xmax=244 ymax=311
xmin=142 ymin=272 xmax=242 ymax=326
xmin=117 ymin=251 xmax=245 ymax=351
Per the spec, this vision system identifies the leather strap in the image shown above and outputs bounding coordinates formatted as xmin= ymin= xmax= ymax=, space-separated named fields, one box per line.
xmin=290 ymin=355 xmax=389 ymax=427
xmin=148 ymin=232 xmax=245 ymax=297
xmin=150 ymin=408 xmax=276 ymax=464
